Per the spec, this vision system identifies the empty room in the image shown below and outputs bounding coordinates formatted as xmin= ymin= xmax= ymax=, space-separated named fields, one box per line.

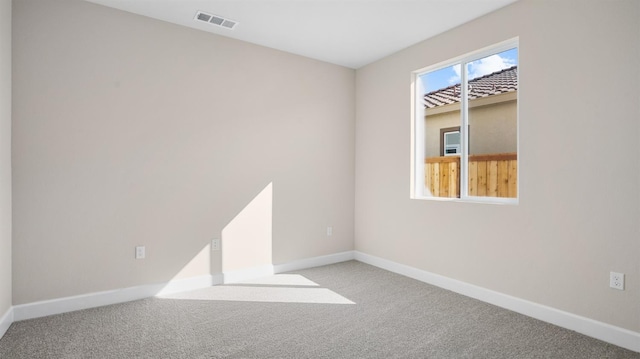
xmin=1 ymin=0 xmax=639 ymax=357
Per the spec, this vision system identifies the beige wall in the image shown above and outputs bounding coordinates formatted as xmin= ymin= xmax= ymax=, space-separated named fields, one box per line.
xmin=0 ymin=0 xmax=11 ymax=317
xmin=12 ymin=0 xmax=355 ymax=304
xmin=355 ymin=0 xmax=640 ymax=333
xmin=425 ymin=99 xmax=517 ymax=157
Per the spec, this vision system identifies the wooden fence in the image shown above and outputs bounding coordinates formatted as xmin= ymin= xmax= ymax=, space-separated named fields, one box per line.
xmin=425 ymin=153 xmax=517 ymax=198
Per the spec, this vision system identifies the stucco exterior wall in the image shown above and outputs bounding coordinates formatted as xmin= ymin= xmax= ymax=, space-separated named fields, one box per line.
xmin=425 ymin=99 xmax=517 ymax=157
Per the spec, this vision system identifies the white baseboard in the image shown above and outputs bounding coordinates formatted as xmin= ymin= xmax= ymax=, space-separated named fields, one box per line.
xmin=157 ymin=274 xmax=222 ymax=296
xmin=222 ymin=251 xmax=355 ymax=283
xmin=223 ymin=265 xmax=274 ymax=284
xmin=0 ymin=307 xmax=13 ymax=339
xmin=354 ymin=251 xmax=640 ymax=353
xmin=9 ymin=251 xmax=358 ymax=324
xmin=274 ymin=251 xmax=355 ymax=273
xmin=13 ymin=274 xmax=217 ymax=322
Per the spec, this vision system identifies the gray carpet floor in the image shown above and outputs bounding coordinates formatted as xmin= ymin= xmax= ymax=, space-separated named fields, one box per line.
xmin=1 ymin=261 xmax=638 ymax=358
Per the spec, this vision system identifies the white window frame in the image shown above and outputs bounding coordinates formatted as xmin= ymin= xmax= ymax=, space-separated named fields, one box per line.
xmin=411 ymin=38 xmax=519 ymax=204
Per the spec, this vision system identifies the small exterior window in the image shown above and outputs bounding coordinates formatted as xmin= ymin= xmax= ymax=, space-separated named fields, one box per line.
xmin=411 ymin=38 xmax=518 ymax=203
xmin=441 ymin=128 xmax=461 ymax=156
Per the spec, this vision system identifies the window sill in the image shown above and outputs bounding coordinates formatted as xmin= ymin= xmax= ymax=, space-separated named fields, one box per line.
xmin=411 ymin=196 xmax=519 ymax=205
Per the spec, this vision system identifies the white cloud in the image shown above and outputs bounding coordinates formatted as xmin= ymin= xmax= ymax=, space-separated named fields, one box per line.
xmin=448 ymin=54 xmax=515 ymax=84
xmin=448 ymin=64 xmax=461 ymax=85
xmin=468 ymin=54 xmax=515 ymax=79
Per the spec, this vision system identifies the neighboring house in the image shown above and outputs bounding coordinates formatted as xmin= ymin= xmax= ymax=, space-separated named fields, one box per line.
xmin=424 ymin=66 xmax=517 ymax=158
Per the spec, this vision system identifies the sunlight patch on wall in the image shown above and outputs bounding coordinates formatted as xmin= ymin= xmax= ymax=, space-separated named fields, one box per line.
xmin=169 ymin=243 xmax=212 ymax=280
xmin=222 ymin=182 xmax=273 ymax=273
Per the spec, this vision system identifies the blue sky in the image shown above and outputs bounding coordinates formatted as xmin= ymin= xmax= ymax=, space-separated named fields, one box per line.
xmin=421 ymin=48 xmax=518 ymax=93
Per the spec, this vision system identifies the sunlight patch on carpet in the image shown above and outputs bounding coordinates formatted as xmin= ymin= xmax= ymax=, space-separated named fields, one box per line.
xmin=158 ymin=274 xmax=354 ymax=304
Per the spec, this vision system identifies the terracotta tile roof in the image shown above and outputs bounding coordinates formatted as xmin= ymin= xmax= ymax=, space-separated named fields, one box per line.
xmin=424 ymin=66 xmax=517 ymax=108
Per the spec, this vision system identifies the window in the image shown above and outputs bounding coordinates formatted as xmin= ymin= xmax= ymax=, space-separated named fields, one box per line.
xmin=412 ymin=39 xmax=518 ymax=203
xmin=441 ymin=127 xmax=461 ymax=156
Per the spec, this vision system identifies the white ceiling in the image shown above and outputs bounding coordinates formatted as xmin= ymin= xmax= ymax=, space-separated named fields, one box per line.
xmin=84 ymin=0 xmax=518 ymax=69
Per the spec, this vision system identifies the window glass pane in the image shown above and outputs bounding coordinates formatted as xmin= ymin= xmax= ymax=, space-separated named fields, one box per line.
xmin=466 ymin=48 xmax=518 ymax=198
xmin=421 ymin=64 xmax=461 ymax=198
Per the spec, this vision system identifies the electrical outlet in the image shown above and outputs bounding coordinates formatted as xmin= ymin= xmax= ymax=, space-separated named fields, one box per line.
xmin=326 ymin=226 xmax=333 ymax=236
xmin=135 ymin=246 xmax=145 ymax=259
xmin=609 ymin=271 xmax=624 ymax=290
xmin=212 ymin=238 xmax=221 ymax=251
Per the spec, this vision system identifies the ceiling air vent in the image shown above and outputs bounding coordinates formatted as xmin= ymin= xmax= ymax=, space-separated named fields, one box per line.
xmin=221 ymin=20 xmax=237 ymax=29
xmin=194 ymin=11 xmax=238 ymax=30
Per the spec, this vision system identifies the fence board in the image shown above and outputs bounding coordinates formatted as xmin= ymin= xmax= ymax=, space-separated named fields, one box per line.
xmin=497 ymin=160 xmax=509 ymax=197
xmin=452 ymin=161 xmax=460 ymax=198
xmin=477 ymin=161 xmax=487 ymax=197
xmin=488 ymin=160 xmax=498 ymax=197
xmin=508 ymin=160 xmax=517 ymax=197
xmin=432 ymin=163 xmax=440 ymax=196
xmin=468 ymin=161 xmax=477 ymax=196
xmin=425 ymin=153 xmax=517 ymax=198
xmin=440 ymin=162 xmax=449 ymax=196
